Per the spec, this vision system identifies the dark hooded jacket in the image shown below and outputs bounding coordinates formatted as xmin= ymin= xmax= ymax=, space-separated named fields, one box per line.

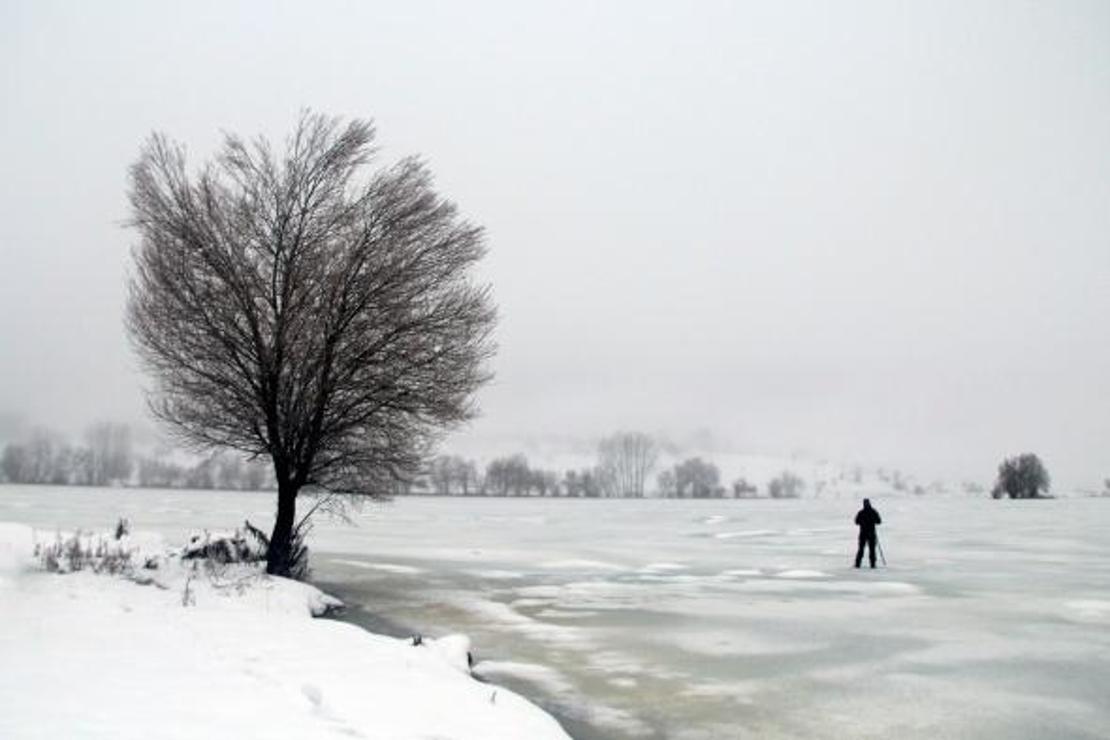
xmin=854 ymin=501 xmax=881 ymax=538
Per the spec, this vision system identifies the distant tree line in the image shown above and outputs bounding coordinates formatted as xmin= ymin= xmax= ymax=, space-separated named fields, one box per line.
xmin=10 ymin=425 xmax=1074 ymax=501
xmin=409 ymin=431 xmax=808 ymax=499
xmin=0 ymin=422 xmax=273 ymax=491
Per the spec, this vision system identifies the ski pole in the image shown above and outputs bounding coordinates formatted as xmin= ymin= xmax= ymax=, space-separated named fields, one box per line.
xmin=876 ymin=535 xmax=887 ymax=566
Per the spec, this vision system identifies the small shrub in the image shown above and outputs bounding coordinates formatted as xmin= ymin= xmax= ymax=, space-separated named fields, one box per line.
xmin=182 ymin=524 xmax=267 ymax=565
xmin=33 ymin=531 xmax=134 ymax=575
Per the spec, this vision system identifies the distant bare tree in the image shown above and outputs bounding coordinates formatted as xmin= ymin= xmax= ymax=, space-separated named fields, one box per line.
xmin=242 ymin=459 xmax=270 ymax=491
xmin=0 ymin=429 xmax=76 ymax=484
xmin=185 ymin=456 xmax=218 ymax=490
xmin=732 ymin=477 xmax=758 ymax=498
xmin=656 ymin=469 xmax=677 ymax=498
xmin=126 ymin=112 xmax=496 ymax=575
xmin=768 ymin=470 xmax=805 ymax=499
xmin=428 ymin=455 xmax=455 ymax=495
xmin=673 ymin=457 xmax=721 ymax=498
xmin=85 ymin=422 xmax=134 ymax=486
xmin=1 ymin=443 xmax=29 ymax=483
xmin=991 ymin=453 xmax=1050 ymax=499
xmin=137 ymin=454 xmax=185 ymax=489
xmin=531 ymin=468 xmax=559 ymax=497
xmin=597 ymin=432 xmax=658 ymax=497
xmin=456 ymin=458 xmax=480 ymax=495
xmin=485 ymin=454 xmax=531 ymax=496
xmin=563 ymin=469 xmax=602 ymax=498
xmin=428 ymin=454 xmax=478 ymax=495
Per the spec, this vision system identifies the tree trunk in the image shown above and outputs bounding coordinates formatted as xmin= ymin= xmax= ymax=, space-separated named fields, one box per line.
xmin=266 ymin=479 xmax=298 ymax=576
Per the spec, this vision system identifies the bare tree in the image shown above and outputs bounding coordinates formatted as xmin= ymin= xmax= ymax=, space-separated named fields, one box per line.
xmin=656 ymin=469 xmax=677 ymax=498
xmin=768 ymin=470 xmax=805 ymax=499
xmin=563 ymin=469 xmax=602 ymax=498
xmin=428 ymin=455 xmax=456 ymax=495
xmin=428 ymin=454 xmax=480 ymax=495
xmin=597 ymin=432 xmax=658 ymax=497
xmin=485 ymin=454 xmax=531 ymax=496
xmin=991 ymin=453 xmax=1050 ymax=499
xmin=673 ymin=457 xmax=722 ymax=498
xmin=126 ymin=112 xmax=496 ymax=575
xmin=455 ymin=457 xmax=480 ymax=496
xmin=732 ymin=477 xmax=759 ymax=498
xmin=0 ymin=429 xmax=80 ymax=485
xmin=1 ymin=443 xmax=29 ymax=483
xmin=85 ymin=422 xmax=134 ymax=486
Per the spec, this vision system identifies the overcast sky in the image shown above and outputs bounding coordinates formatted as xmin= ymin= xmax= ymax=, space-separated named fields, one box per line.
xmin=1 ymin=1 xmax=1107 ymax=487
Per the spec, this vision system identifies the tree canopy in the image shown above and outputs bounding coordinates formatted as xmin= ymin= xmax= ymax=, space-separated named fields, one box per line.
xmin=127 ymin=112 xmax=496 ymax=574
xmin=991 ymin=453 xmax=1050 ymax=499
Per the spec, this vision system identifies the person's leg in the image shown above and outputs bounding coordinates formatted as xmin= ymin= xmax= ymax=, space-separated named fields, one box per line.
xmin=854 ymin=536 xmax=865 ymax=568
xmin=868 ymin=536 xmax=877 ymax=568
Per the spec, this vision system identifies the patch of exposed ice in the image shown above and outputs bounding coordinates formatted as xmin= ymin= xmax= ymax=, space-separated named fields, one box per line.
xmin=539 ymin=558 xmax=625 ymax=571
xmin=456 ymin=598 xmax=593 ymax=650
xmin=682 ymin=679 xmax=762 ymax=704
xmin=474 ymin=660 xmax=577 ymax=696
xmin=569 ymin=703 xmax=653 ymax=737
xmin=715 ymin=529 xmax=776 ymax=539
xmin=1063 ymin=599 xmax=1110 ymax=623
xmin=475 ymin=660 xmax=652 ymax=737
xmin=469 ymin=569 xmax=525 ymax=580
xmin=639 ymin=562 xmax=688 ymax=572
xmin=511 ymin=597 xmax=553 ymax=609
xmin=329 ymin=558 xmax=423 ymax=575
xmin=667 ymin=629 xmax=825 ymax=657
xmin=730 ymin=578 xmax=922 ymax=597
xmin=535 ymin=608 xmax=601 ymax=619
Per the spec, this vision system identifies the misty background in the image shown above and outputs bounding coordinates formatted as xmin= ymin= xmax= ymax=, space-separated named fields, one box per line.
xmin=1 ymin=1 xmax=1107 ymax=488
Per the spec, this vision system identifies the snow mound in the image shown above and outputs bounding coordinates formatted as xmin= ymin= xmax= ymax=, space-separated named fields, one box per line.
xmin=0 ymin=522 xmax=33 ymax=588
xmin=0 ymin=521 xmax=569 ymax=739
xmin=425 ymin=633 xmax=473 ymax=673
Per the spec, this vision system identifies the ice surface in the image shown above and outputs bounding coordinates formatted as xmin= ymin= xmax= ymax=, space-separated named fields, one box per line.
xmin=1 ymin=487 xmax=1108 ymax=739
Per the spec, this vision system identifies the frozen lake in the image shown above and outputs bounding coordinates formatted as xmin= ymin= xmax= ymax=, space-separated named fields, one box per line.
xmin=1 ymin=486 xmax=1108 ymax=739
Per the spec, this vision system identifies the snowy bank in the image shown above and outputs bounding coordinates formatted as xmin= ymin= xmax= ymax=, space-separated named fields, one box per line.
xmin=0 ymin=522 xmax=569 ymax=740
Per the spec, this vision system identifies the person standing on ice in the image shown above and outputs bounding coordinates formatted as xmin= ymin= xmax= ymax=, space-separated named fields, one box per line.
xmin=854 ymin=499 xmax=882 ymax=568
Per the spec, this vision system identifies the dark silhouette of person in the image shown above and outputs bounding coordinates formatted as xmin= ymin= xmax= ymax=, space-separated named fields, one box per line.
xmin=854 ymin=498 xmax=882 ymax=568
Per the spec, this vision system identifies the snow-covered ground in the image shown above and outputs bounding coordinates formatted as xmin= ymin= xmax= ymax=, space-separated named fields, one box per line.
xmin=1 ymin=486 xmax=1109 ymax=739
xmin=0 ymin=518 xmax=568 ymax=740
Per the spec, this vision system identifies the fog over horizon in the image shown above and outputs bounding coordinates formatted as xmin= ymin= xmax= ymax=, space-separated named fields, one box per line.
xmin=1 ymin=1 xmax=1107 ymax=488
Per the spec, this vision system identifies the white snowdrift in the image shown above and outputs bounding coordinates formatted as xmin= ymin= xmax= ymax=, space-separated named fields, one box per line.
xmin=0 ymin=522 xmax=569 ymax=740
